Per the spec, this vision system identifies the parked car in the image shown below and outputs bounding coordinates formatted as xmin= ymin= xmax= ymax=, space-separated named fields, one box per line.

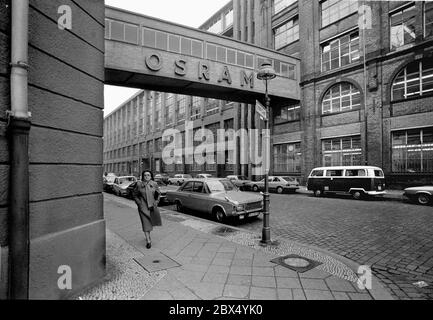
xmin=195 ymin=173 xmax=213 ymax=179
xmin=226 ymin=175 xmax=253 ymax=191
xmin=154 ymin=173 xmax=170 ymax=184
xmin=166 ymin=178 xmax=263 ymax=222
xmin=112 ymin=176 xmax=137 ymax=197
xmin=126 ymin=179 xmax=179 ymax=202
xmin=103 ymin=173 xmax=117 ymax=193
xmin=307 ymin=166 xmax=386 ymax=200
xmin=248 ymin=176 xmax=299 ymax=194
xmin=168 ymin=174 xmax=193 ymax=185
xmin=403 ymin=186 xmax=433 ymax=205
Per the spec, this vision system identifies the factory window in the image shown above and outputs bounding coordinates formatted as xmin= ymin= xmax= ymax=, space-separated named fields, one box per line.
xmin=274 ymin=105 xmax=301 ymax=123
xmin=392 ymin=59 xmax=433 ymax=101
xmin=425 ymin=1 xmax=433 ymax=38
xmin=321 ymin=31 xmax=359 ymax=72
xmin=206 ymin=98 xmax=219 ymax=116
xmin=165 ymin=94 xmax=174 ymax=126
xmin=274 ymin=17 xmax=299 ymax=49
xmin=392 ymin=127 xmax=433 ymax=173
xmin=322 ymin=136 xmax=362 ymax=166
xmin=191 ymin=97 xmax=202 ymax=120
xmin=390 ymin=4 xmax=416 ymax=50
xmin=273 ymin=142 xmax=302 ymax=173
xmin=322 ymin=82 xmax=361 ymax=114
xmin=273 ymin=0 xmax=297 ymax=15
xmin=321 ymin=0 xmax=358 ymax=27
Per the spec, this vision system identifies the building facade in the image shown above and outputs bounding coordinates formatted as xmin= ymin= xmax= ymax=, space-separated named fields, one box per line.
xmin=103 ymin=0 xmax=433 ymax=188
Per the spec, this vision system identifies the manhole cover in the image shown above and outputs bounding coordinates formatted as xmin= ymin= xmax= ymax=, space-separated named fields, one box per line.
xmin=212 ymin=226 xmax=237 ymax=235
xmin=284 ymin=257 xmax=310 ymax=267
xmin=270 ymin=254 xmax=322 ymax=273
xmin=134 ymin=253 xmax=181 ymax=272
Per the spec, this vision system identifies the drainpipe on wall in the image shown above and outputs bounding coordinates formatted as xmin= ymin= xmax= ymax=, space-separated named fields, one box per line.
xmin=7 ymin=0 xmax=30 ymax=299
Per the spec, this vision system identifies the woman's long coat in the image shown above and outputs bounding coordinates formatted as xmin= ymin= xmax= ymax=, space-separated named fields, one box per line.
xmin=132 ymin=180 xmax=162 ymax=232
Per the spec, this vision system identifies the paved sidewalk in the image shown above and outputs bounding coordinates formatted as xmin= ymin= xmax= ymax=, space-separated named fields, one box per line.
xmin=76 ymin=194 xmax=394 ymax=300
xmin=297 ymin=186 xmax=404 ymax=201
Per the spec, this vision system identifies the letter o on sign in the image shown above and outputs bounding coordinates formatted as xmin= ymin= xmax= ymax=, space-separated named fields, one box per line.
xmin=145 ymin=53 xmax=163 ymax=71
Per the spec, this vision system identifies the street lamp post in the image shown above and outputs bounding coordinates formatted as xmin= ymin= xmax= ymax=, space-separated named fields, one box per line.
xmin=257 ymin=62 xmax=276 ymax=244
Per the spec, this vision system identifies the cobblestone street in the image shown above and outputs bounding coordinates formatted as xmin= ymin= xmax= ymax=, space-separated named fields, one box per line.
xmin=167 ymin=192 xmax=433 ymax=299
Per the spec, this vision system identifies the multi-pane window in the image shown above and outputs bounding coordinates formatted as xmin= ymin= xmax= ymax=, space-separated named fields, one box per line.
xmin=191 ymin=97 xmax=202 ymax=120
xmin=208 ymin=19 xmax=223 ymax=34
xmin=155 ymin=93 xmax=162 ymax=130
xmin=322 ymin=83 xmax=361 ymax=114
xmin=390 ymin=4 xmax=416 ymax=50
xmin=273 ymin=0 xmax=297 ymax=15
xmin=206 ymin=98 xmax=219 ymax=115
xmin=274 ymin=105 xmax=301 ymax=123
xmin=225 ymin=9 xmax=234 ymax=28
xmin=425 ymin=1 xmax=433 ymax=38
xmin=106 ymin=19 xmax=139 ymax=44
xmin=321 ymin=31 xmax=359 ymax=72
xmin=321 ymin=0 xmax=358 ymax=27
xmin=257 ymin=57 xmax=296 ymax=79
xmin=142 ymin=27 xmax=203 ymax=58
xmin=392 ymin=59 xmax=433 ymax=100
xmin=392 ymin=127 xmax=433 ymax=173
xmin=165 ymin=94 xmax=174 ymax=126
xmin=322 ymin=136 xmax=362 ymax=166
xmin=273 ymin=142 xmax=301 ymax=173
xmin=274 ymin=17 xmax=299 ymax=50
xmin=177 ymin=95 xmax=187 ymax=124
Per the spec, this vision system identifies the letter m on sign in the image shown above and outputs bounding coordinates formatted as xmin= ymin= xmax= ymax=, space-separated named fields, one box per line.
xmin=240 ymin=70 xmax=254 ymax=88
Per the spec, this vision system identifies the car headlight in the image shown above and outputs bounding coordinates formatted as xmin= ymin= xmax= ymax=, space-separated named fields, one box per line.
xmin=236 ymin=204 xmax=244 ymax=211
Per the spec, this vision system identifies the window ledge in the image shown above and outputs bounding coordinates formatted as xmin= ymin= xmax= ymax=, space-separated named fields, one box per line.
xmin=320 ymin=107 xmax=360 ymax=117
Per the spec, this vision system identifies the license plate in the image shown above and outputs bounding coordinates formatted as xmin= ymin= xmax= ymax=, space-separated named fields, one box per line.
xmin=378 ymin=186 xmax=382 ymax=190
xmin=239 ymin=215 xmax=245 ymax=220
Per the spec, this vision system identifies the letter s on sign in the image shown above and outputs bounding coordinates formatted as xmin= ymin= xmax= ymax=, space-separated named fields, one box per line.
xmin=175 ymin=59 xmax=186 ymax=76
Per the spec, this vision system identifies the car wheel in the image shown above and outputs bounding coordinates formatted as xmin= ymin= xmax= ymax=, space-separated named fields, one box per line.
xmin=276 ymin=186 xmax=283 ymax=194
xmin=175 ymin=200 xmax=183 ymax=212
xmin=351 ymin=191 xmax=364 ymax=200
xmin=313 ymin=189 xmax=322 ymax=197
xmin=417 ymin=193 xmax=431 ymax=205
xmin=214 ymin=208 xmax=226 ymax=223
xmin=252 ymin=185 xmax=259 ymax=192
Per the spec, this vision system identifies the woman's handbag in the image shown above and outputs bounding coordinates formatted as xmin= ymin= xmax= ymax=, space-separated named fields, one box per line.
xmin=150 ymin=205 xmax=162 ymax=226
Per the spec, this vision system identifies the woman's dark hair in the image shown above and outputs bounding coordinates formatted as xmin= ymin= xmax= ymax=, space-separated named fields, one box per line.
xmin=142 ymin=170 xmax=154 ymax=181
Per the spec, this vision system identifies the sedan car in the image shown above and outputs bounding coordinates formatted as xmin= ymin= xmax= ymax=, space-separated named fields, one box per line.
xmin=166 ymin=178 xmax=263 ymax=222
xmin=226 ymin=175 xmax=253 ymax=191
xmin=168 ymin=174 xmax=193 ymax=185
xmin=248 ymin=176 xmax=300 ymax=194
xmin=127 ymin=179 xmax=179 ymax=203
xmin=112 ymin=176 xmax=137 ymax=197
xmin=103 ymin=173 xmax=117 ymax=193
xmin=403 ymin=186 xmax=433 ymax=205
xmin=154 ymin=173 xmax=170 ymax=184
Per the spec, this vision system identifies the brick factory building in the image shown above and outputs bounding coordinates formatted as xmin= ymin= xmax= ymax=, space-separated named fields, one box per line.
xmin=103 ymin=0 xmax=433 ymax=188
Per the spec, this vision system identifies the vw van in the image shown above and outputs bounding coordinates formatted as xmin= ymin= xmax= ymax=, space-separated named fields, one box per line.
xmin=307 ymin=166 xmax=386 ymax=200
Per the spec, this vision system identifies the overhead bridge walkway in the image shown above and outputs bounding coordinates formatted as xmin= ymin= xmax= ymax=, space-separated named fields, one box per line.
xmin=104 ymin=6 xmax=300 ymax=106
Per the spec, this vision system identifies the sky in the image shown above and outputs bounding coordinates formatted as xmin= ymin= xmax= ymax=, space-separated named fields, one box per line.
xmin=104 ymin=0 xmax=230 ymax=116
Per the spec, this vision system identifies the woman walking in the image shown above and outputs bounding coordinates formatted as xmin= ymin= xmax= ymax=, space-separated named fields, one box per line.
xmin=132 ymin=170 xmax=162 ymax=249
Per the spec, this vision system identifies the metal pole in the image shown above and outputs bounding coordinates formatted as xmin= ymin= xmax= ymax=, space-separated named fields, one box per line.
xmin=261 ymin=80 xmax=271 ymax=244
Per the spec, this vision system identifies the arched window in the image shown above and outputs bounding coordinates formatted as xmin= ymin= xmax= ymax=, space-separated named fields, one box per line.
xmin=321 ymin=82 xmax=361 ymax=114
xmin=392 ymin=59 xmax=433 ymax=101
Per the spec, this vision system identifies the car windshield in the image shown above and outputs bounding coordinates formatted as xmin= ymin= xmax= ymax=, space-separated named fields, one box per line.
xmin=206 ymin=180 xmax=236 ymax=192
xmin=282 ymin=176 xmax=296 ymax=181
xmin=184 ymin=175 xmax=192 ymax=178
xmin=119 ymin=177 xmax=135 ymax=184
xmin=156 ymin=180 xmax=166 ymax=186
xmin=238 ymin=176 xmax=248 ymax=180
